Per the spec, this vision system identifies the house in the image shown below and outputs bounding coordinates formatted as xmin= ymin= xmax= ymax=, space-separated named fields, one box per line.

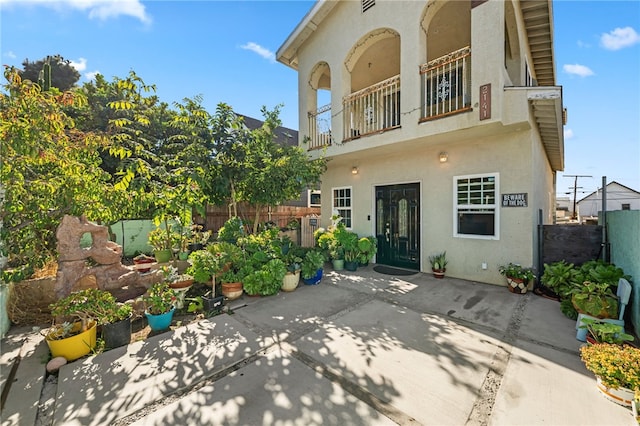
xmin=276 ymin=0 xmax=565 ymax=285
xmin=577 ymin=181 xmax=640 ymax=223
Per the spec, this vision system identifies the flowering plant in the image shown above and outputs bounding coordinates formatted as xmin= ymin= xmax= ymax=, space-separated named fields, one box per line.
xmin=143 ymin=282 xmax=177 ymax=315
xmin=580 ymin=343 xmax=640 ymax=390
xmin=498 ymin=263 xmax=535 ymax=282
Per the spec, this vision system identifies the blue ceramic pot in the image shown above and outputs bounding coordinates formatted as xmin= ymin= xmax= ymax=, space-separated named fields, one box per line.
xmin=302 ymin=269 xmax=323 ymax=285
xmin=145 ymin=308 xmax=175 ymax=331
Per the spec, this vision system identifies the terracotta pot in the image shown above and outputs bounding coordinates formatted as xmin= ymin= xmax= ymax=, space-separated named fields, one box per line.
xmin=432 ymin=269 xmax=445 ymax=279
xmin=222 ymin=282 xmax=243 ymax=300
xmin=169 ymin=279 xmax=194 ymax=289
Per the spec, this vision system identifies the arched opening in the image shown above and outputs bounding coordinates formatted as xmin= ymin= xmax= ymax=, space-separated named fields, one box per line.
xmin=307 ymin=62 xmax=332 ymax=149
xmin=343 ymin=28 xmax=401 ymax=141
xmin=420 ymin=1 xmax=472 ymax=120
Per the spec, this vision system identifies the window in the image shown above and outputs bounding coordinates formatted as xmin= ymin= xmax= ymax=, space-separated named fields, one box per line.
xmin=454 ymin=173 xmax=499 ymax=239
xmin=308 ymin=190 xmax=321 ymax=208
xmin=622 ymin=203 xmax=630 ymax=211
xmin=332 ymin=187 xmax=352 ymax=228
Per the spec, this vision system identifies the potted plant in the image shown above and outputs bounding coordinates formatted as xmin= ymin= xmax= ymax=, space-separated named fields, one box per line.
xmin=428 ymin=252 xmax=448 ymax=278
xmin=47 ymin=289 xmax=102 ymax=361
xmin=571 ymin=281 xmax=619 ymax=319
xmin=243 ymin=258 xmax=286 ymax=296
xmin=580 ymin=343 xmax=640 ymax=407
xmin=281 ymin=244 xmax=304 ymax=292
xmin=301 ymin=249 xmax=325 ymax=285
xmin=340 ymin=230 xmax=360 ymax=272
xmin=498 ymin=263 xmax=535 ymax=294
xmin=143 ymin=282 xmax=177 ymax=331
xmin=357 ymin=236 xmax=377 ymax=266
xmin=189 ymin=224 xmax=212 ymax=251
xmin=147 ymin=225 xmax=179 ymax=263
xmin=578 ymin=318 xmax=634 ymax=345
xmin=133 ymin=253 xmax=155 ymax=273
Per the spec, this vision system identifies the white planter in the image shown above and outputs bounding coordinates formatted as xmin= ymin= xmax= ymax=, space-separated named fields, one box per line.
xmin=596 ymin=376 xmax=634 ymax=407
xmin=282 ymin=271 xmax=300 ymax=292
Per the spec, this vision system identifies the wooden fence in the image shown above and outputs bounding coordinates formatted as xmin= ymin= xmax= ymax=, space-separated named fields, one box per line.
xmin=194 ymin=203 xmax=320 ymax=236
xmin=540 ymin=224 xmax=604 ymax=267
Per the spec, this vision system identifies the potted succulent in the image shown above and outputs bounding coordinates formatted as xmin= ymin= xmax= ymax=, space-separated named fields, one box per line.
xmin=301 ymin=249 xmax=325 ymax=285
xmin=46 ymin=289 xmax=102 ymax=361
xmin=243 ymin=258 xmax=286 ymax=297
xmin=580 ymin=343 xmax=640 ymax=407
xmin=428 ymin=252 xmax=448 ymax=278
xmin=147 ymin=225 xmax=179 ymax=263
xmin=189 ymin=224 xmax=211 ymax=251
xmin=498 ymin=263 xmax=535 ymax=294
xmin=143 ymin=282 xmax=177 ymax=331
xmin=340 ymin=230 xmax=360 ymax=272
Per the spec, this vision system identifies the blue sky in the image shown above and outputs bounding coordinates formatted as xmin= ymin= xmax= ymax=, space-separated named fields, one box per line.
xmin=1 ymin=0 xmax=638 ymax=199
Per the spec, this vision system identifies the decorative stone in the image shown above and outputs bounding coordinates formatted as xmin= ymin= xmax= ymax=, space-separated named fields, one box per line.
xmin=46 ymin=356 xmax=67 ymax=373
xmin=54 ymin=215 xmax=159 ymax=300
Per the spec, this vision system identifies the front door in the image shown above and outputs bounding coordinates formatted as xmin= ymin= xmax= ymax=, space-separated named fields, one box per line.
xmin=375 ymin=183 xmax=420 ymax=270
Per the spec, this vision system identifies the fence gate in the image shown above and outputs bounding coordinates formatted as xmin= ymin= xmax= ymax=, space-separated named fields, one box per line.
xmin=539 ymin=224 xmax=604 ymax=268
xmin=301 ymin=215 xmax=320 ymax=247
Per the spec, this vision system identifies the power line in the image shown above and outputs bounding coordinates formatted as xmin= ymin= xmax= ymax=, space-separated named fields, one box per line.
xmin=564 ymin=174 xmax=592 ymax=219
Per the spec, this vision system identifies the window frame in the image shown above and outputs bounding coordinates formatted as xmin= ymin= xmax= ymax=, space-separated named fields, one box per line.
xmin=332 ymin=186 xmax=353 ymax=229
xmin=453 ymin=173 xmax=500 ymax=240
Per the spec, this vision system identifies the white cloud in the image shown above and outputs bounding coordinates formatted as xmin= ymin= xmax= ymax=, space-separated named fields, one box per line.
xmin=4 ymin=50 xmax=17 ymax=59
xmin=601 ymin=27 xmax=640 ymax=51
xmin=564 ymin=128 xmax=574 ymax=139
xmin=0 ymin=0 xmax=151 ymax=24
xmin=84 ymin=71 xmax=100 ymax=81
xmin=69 ymin=57 xmax=87 ymax=72
xmin=240 ymin=42 xmax=275 ymax=63
xmin=563 ymin=63 xmax=594 ymax=77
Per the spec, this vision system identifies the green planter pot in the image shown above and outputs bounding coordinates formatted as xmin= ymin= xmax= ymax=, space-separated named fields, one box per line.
xmin=332 ymin=259 xmax=344 ymax=271
xmin=154 ymin=249 xmax=173 ymax=263
xmin=344 ymin=261 xmax=358 ymax=271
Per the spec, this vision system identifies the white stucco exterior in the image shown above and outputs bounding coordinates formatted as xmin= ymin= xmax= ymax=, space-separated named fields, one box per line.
xmin=277 ymin=0 xmax=564 ymax=285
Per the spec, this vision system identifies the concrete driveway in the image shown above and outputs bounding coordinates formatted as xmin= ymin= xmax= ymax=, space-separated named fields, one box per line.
xmin=3 ymin=266 xmax=635 ymax=425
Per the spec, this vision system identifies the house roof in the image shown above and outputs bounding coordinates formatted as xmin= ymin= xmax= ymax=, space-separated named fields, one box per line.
xmin=577 ymin=181 xmax=640 ymax=203
xmin=237 ymin=114 xmax=298 ymax=147
xmin=277 ymin=0 xmax=556 ymax=86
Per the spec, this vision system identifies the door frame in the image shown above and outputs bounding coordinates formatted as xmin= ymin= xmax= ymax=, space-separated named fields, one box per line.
xmin=372 ymin=180 xmax=422 ymax=271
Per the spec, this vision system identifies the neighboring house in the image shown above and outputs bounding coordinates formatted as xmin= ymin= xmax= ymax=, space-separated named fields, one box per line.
xmin=555 ymin=196 xmax=572 ymax=222
xmin=277 ymin=0 xmax=565 ymax=285
xmin=577 ymin=182 xmax=640 ymax=223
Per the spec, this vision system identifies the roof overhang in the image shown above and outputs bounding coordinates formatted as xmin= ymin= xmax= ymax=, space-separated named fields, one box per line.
xmin=520 ymin=0 xmax=556 ymax=86
xmin=527 ymin=87 xmax=564 ymax=171
xmin=276 ymin=1 xmax=337 ymax=70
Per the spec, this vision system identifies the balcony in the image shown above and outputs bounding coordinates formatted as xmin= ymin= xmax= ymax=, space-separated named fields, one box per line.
xmin=307 ymin=103 xmax=332 ymax=150
xmin=420 ymin=46 xmax=471 ymax=121
xmin=342 ymin=75 xmax=401 ymax=142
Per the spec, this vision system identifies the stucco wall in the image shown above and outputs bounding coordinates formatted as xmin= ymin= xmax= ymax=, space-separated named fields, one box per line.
xmin=320 ymin=129 xmax=542 ymax=286
xmin=605 ymin=210 xmax=640 ymax=334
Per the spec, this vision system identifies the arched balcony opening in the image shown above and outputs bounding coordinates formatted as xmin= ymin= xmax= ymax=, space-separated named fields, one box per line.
xmin=343 ymin=28 xmax=401 ymax=142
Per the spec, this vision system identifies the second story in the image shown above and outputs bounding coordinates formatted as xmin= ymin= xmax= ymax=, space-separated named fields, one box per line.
xmin=277 ymin=0 xmax=564 ymax=171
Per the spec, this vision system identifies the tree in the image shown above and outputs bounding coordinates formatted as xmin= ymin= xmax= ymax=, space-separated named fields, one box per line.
xmin=0 ymin=67 xmax=122 ymax=281
xmin=236 ymin=106 xmax=327 ymax=233
xmin=20 ymin=55 xmax=80 ymax=92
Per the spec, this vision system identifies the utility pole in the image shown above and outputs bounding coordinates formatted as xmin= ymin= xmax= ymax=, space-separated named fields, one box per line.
xmin=564 ymin=174 xmax=592 ymax=220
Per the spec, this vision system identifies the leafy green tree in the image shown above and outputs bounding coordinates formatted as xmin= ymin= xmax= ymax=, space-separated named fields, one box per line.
xmin=20 ymin=55 xmax=80 ymax=92
xmin=237 ymin=106 xmax=327 ymax=233
xmin=0 ymin=67 xmax=123 ymax=281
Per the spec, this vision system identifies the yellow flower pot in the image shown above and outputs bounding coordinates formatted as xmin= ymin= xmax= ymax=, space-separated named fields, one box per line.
xmin=46 ymin=321 xmax=97 ymax=361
